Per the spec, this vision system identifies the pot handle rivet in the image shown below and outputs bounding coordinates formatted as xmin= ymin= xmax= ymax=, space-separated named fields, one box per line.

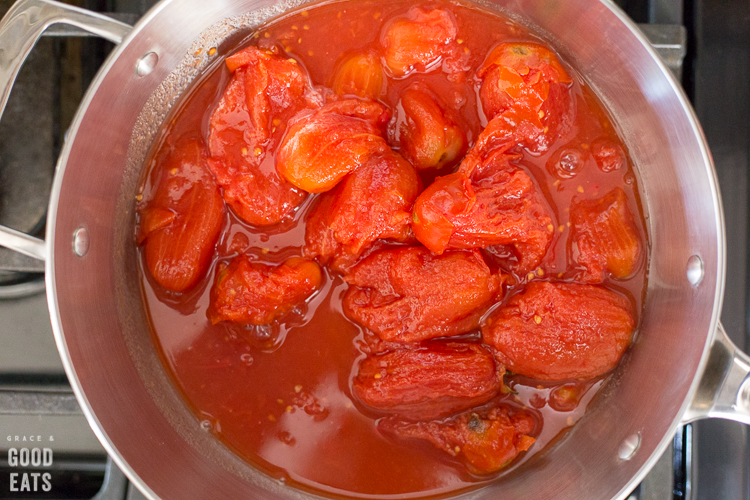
xmin=135 ymin=52 xmax=159 ymax=77
xmin=686 ymin=254 xmax=704 ymax=286
xmin=72 ymin=227 xmax=89 ymax=257
xmin=618 ymin=432 xmax=641 ymax=461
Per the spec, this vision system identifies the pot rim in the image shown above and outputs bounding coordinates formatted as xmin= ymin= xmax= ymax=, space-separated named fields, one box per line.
xmin=44 ymin=2 xmax=170 ymax=498
xmin=590 ymin=7 xmax=726 ymax=500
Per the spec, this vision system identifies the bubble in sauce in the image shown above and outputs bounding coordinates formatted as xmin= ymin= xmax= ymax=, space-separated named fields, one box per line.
xmin=278 ymin=431 xmax=296 ymax=446
xmin=247 ymin=323 xmax=273 ymax=340
xmin=240 ymin=353 xmax=254 ymax=366
xmin=547 ymin=146 xmax=587 ymax=179
xmin=243 ymin=322 xmax=287 ymax=353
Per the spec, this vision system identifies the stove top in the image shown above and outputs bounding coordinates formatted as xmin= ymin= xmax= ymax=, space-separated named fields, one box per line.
xmin=0 ymin=0 xmax=748 ymax=499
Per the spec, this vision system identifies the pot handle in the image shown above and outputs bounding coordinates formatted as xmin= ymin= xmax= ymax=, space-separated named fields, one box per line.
xmin=682 ymin=322 xmax=750 ymax=424
xmin=0 ymin=0 xmax=132 ymax=262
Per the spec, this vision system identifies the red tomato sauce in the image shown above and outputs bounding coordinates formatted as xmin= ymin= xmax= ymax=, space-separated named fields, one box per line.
xmin=136 ymin=0 xmax=648 ymax=497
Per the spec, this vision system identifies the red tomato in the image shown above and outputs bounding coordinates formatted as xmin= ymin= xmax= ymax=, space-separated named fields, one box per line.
xmin=482 ymin=282 xmax=635 ymax=380
xmin=276 ymin=98 xmax=392 ymax=193
xmin=208 ymin=46 xmax=312 ymax=226
xmin=472 ymin=107 xmax=553 ymax=156
xmin=208 ymin=256 xmax=323 ymax=325
xmin=138 ymin=139 xmax=225 ymax=293
xmin=352 ymin=342 xmax=504 ymax=420
xmin=343 ymin=247 xmax=502 ymax=342
xmin=399 ymin=84 xmax=466 ymax=171
xmin=412 ymin=117 xmax=554 ymax=274
xmin=224 ymin=46 xmax=312 ymax=140
xmin=304 ymin=152 xmax=421 ymax=272
xmin=591 ymin=137 xmax=627 ymax=173
xmin=570 ymin=187 xmax=642 ymax=282
xmin=380 ymin=405 xmax=536 ymax=474
xmin=380 ymin=7 xmax=464 ymax=78
xmin=330 ymin=50 xmax=385 ymax=99
xmin=478 ymin=42 xmax=573 ymax=153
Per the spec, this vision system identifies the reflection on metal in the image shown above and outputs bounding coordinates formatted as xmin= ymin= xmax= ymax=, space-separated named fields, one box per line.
xmin=683 ymin=323 xmax=750 ymax=425
xmin=687 ymin=255 xmax=705 ymax=286
xmin=0 ymin=224 xmax=46 ymax=261
xmin=135 ymin=52 xmax=159 ymax=77
xmin=73 ymin=226 xmax=90 ymax=257
xmin=42 ymin=12 xmax=138 ymax=37
xmin=619 ymin=432 xmax=643 ymax=461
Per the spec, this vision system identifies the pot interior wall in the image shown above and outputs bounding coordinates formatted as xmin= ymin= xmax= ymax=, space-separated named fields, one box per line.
xmin=48 ymin=0 xmax=723 ymax=499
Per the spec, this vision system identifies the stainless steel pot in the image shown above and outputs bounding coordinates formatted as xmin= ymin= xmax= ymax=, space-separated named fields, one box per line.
xmin=0 ymin=0 xmax=744 ymax=498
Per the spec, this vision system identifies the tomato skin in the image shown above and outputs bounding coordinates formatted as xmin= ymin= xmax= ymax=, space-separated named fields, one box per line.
xmin=380 ymin=7 xmax=465 ymax=78
xmin=352 ymin=342 xmax=503 ymax=420
xmin=412 ymin=118 xmax=554 ymax=274
xmin=478 ymin=42 xmax=573 ymax=153
xmin=399 ymin=84 xmax=466 ymax=171
xmin=570 ymin=188 xmax=642 ymax=282
xmin=217 ymin=171 xmax=307 ymax=227
xmin=380 ymin=405 xmax=536 ymax=474
xmin=330 ymin=50 xmax=385 ymax=99
xmin=224 ymin=46 xmax=311 ymax=141
xmin=412 ymin=161 xmax=553 ymax=270
xmin=472 ymin=108 xmax=551 ymax=157
xmin=277 ymin=98 xmax=392 ymax=193
xmin=482 ymin=282 xmax=635 ymax=381
xmin=478 ymin=42 xmax=571 ymax=115
xmin=138 ymin=139 xmax=225 ymax=293
xmin=208 ymin=256 xmax=322 ymax=325
xmin=304 ymin=152 xmax=421 ymax=272
xmin=343 ymin=247 xmax=502 ymax=342
xmin=208 ymin=46 xmax=312 ymax=226
xmin=410 ymin=172 xmax=468 ymax=253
